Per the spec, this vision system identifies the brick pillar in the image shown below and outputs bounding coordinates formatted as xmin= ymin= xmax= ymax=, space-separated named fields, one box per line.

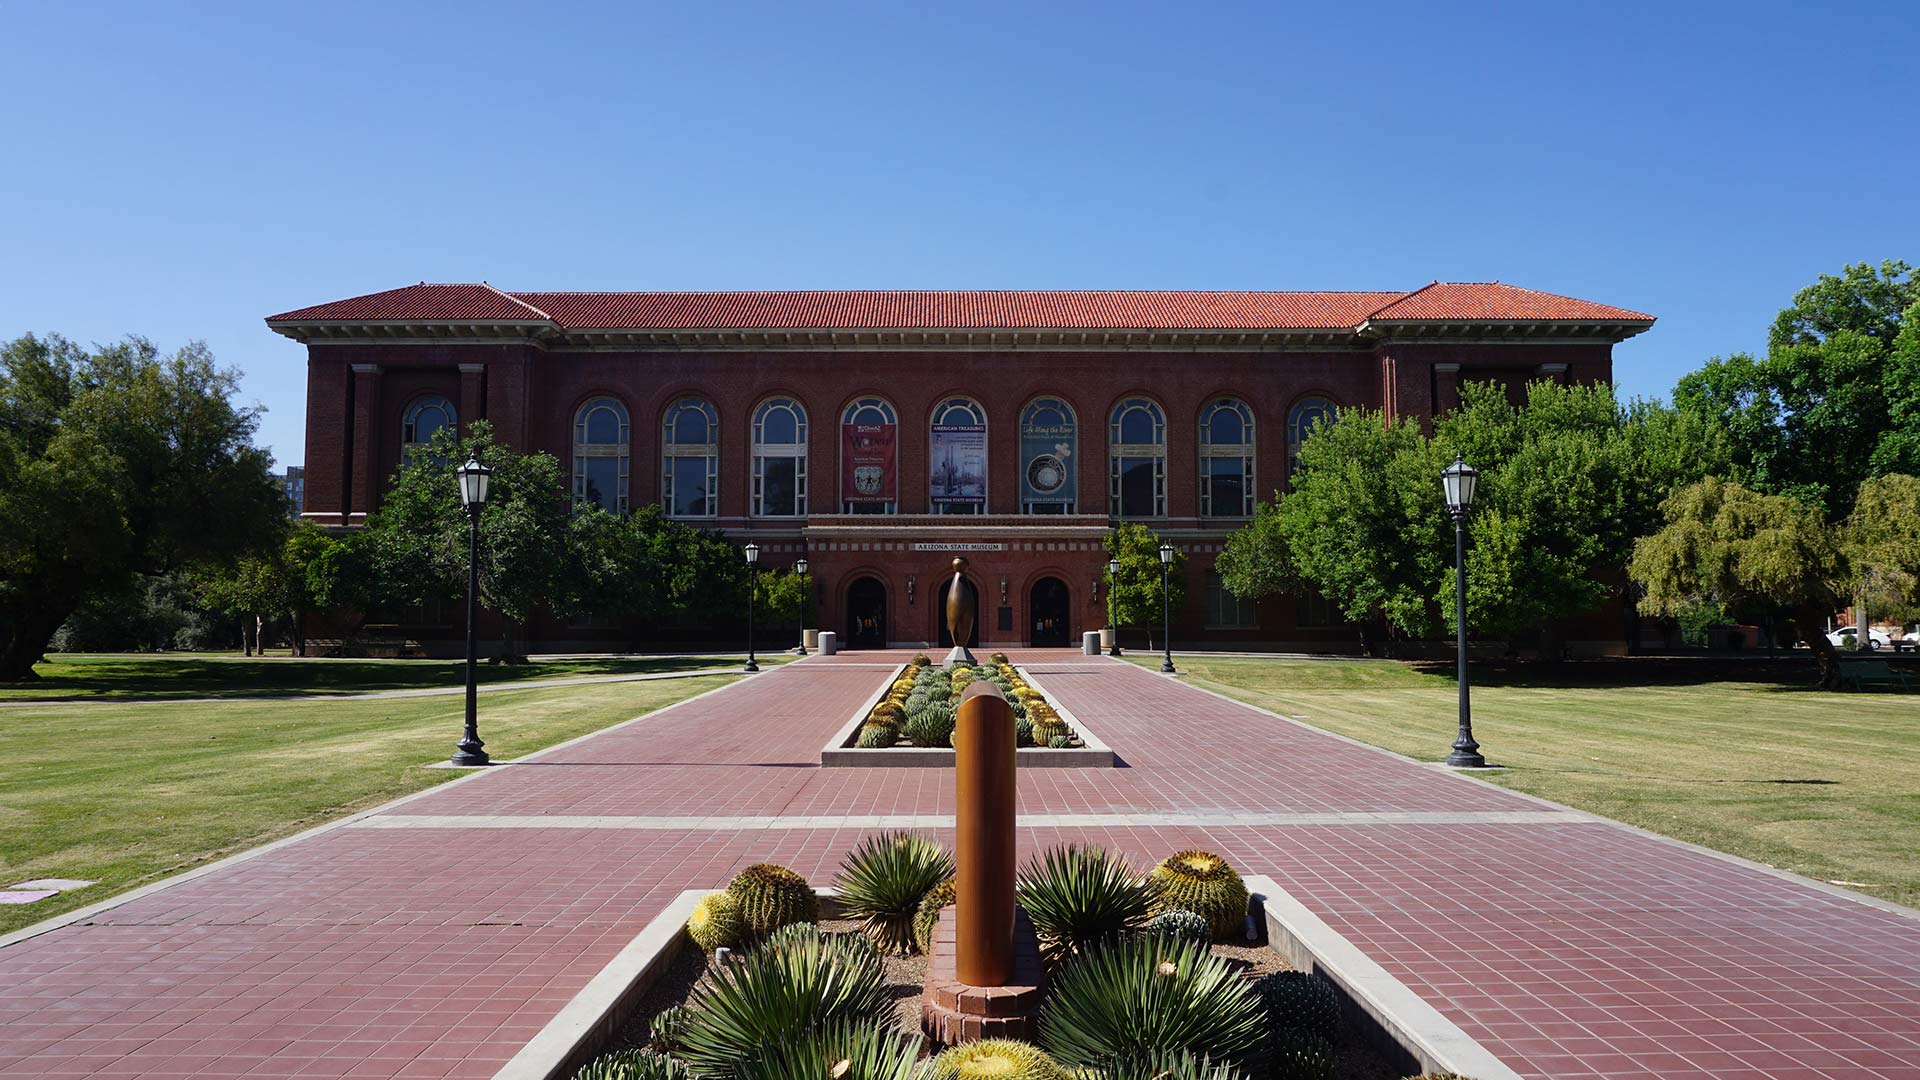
xmin=1434 ymin=362 xmax=1462 ymax=415
xmin=1536 ymin=362 xmax=1570 ymax=386
xmin=459 ymin=363 xmax=487 ymax=435
xmin=485 ymin=353 xmax=533 ymax=450
xmin=348 ymin=364 xmax=383 ymax=522
xmin=303 ymin=359 xmax=350 ymax=525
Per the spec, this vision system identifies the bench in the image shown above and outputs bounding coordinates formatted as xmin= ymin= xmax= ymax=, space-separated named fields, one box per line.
xmin=1838 ymin=660 xmax=1915 ymax=692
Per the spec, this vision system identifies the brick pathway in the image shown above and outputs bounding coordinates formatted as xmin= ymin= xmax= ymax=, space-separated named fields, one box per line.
xmin=3 ymin=652 xmax=1918 ymax=1079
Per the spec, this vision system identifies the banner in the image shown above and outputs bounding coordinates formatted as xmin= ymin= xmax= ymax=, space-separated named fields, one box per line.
xmin=930 ymin=423 xmax=987 ymax=505
xmin=1020 ymin=405 xmax=1076 ymax=507
xmin=840 ymin=422 xmax=896 ymax=504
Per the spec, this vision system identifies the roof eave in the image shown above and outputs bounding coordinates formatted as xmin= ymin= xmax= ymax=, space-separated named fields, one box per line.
xmin=1357 ymin=317 xmax=1656 ymax=343
xmin=263 ymin=318 xmax=560 ymax=344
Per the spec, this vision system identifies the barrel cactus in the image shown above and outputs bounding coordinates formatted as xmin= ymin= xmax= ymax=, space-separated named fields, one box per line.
xmin=928 ymin=1039 xmax=1070 ymax=1080
xmin=1266 ymin=1029 xmax=1336 ymax=1080
xmin=990 ymin=651 xmax=1010 ymax=663
xmin=686 ymin=891 xmax=743 ymax=952
xmin=1146 ymin=908 xmax=1212 ymax=945
xmin=911 ymin=653 xmax=932 ymax=667
xmin=1047 ymin=735 xmax=1074 ymax=749
xmin=1032 ymin=718 xmax=1070 ymax=744
xmin=1257 ymin=970 xmax=1342 ymax=1040
xmin=914 ymin=877 xmax=957 ymax=953
xmin=725 ymin=863 xmax=818 ymax=938
xmin=906 ymin=703 xmax=957 ymax=747
xmin=857 ymin=725 xmax=898 ymax=749
xmin=1147 ymin=850 xmax=1249 ymax=940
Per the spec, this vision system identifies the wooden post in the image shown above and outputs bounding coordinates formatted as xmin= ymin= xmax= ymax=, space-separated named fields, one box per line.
xmin=954 ymin=680 xmax=1016 ymax=985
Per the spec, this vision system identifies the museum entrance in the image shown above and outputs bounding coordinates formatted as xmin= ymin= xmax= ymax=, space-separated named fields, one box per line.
xmin=1029 ymin=577 xmax=1071 ymax=647
xmin=846 ymin=577 xmax=887 ymax=649
xmin=936 ymin=576 xmax=982 ymax=648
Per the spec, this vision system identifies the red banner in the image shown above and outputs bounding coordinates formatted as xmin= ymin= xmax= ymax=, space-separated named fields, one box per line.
xmin=841 ymin=422 xmax=897 ymax=504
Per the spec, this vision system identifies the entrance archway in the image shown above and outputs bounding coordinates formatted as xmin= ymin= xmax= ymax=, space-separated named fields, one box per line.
xmin=936 ymin=576 xmax=982 ymax=648
xmin=846 ymin=577 xmax=887 ymax=649
xmin=1029 ymin=577 xmax=1071 ymax=647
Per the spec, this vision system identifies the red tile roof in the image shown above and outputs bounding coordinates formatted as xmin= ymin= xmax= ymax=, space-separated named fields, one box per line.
xmin=267 ymin=282 xmax=1653 ymax=331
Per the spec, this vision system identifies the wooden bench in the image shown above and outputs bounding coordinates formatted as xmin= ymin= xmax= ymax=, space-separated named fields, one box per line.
xmin=1838 ymin=660 xmax=1915 ymax=692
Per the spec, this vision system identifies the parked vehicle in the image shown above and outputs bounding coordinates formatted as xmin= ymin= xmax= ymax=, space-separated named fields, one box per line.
xmin=1827 ymin=625 xmax=1893 ymax=649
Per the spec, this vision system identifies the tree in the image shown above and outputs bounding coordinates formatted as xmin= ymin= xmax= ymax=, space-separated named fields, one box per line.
xmin=0 ymin=334 xmax=285 ymax=680
xmin=1628 ymin=478 xmax=1847 ymax=685
xmin=193 ymin=522 xmax=343 ymax=656
xmin=559 ymin=505 xmax=753 ymax=640
xmin=1844 ymin=474 xmax=1920 ymax=627
xmin=1104 ymin=523 xmax=1186 ymax=649
xmin=356 ymin=421 xmax=570 ymax=662
xmin=1215 ymin=502 xmax=1296 ymax=604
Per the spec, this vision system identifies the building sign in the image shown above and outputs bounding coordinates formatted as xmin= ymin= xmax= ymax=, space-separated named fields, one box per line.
xmin=930 ymin=423 xmax=987 ymax=505
xmin=1020 ymin=402 xmax=1076 ymax=507
xmin=912 ymin=542 xmax=1007 ymax=552
xmin=841 ymin=422 xmax=896 ymax=503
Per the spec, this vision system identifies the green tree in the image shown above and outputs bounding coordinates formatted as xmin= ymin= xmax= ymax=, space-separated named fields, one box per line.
xmin=560 ymin=505 xmax=753 ymax=637
xmin=1103 ymin=523 xmax=1186 ymax=649
xmin=1844 ymin=474 xmax=1920 ymax=626
xmin=193 ymin=522 xmax=343 ymax=655
xmin=1215 ymin=501 xmax=1296 ymax=604
xmin=0 ymin=334 xmax=285 ymax=680
xmin=357 ymin=421 xmax=569 ymax=662
xmin=1629 ymin=477 xmax=1847 ymax=685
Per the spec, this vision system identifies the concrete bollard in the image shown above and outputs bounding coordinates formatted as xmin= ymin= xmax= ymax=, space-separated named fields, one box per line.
xmin=817 ymin=631 xmax=838 ymax=655
xmin=954 ymin=681 xmax=1016 ymax=986
xmin=1082 ymin=631 xmax=1101 ymax=655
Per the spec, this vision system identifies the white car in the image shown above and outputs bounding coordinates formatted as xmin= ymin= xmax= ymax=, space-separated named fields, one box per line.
xmin=1827 ymin=625 xmax=1893 ymax=649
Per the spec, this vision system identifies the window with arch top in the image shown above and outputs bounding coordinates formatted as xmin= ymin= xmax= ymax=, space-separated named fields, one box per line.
xmin=401 ymin=395 xmax=456 ymax=467
xmin=1287 ymin=396 xmax=1338 ymax=475
xmin=1109 ymin=397 xmax=1165 ymax=518
xmin=1200 ymin=397 xmax=1254 ymax=517
xmin=662 ymin=397 xmax=717 ymax=518
xmin=841 ymin=397 xmax=898 ymax=514
xmin=929 ymin=396 xmax=987 ymax=515
xmin=753 ymin=397 xmax=808 ymax=517
xmin=573 ymin=397 xmax=630 ymax=513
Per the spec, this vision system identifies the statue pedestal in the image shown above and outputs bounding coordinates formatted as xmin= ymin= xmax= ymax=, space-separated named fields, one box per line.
xmin=944 ymin=645 xmax=976 ymax=666
xmin=920 ymin=907 xmax=1045 ymax=1044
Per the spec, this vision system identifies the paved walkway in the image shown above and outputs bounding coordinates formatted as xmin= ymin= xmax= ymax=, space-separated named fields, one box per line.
xmin=3 ymin=653 xmax=1918 ymax=1079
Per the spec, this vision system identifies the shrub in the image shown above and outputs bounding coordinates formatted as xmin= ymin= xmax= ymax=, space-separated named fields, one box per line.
xmin=571 ymin=1049 xmax=688 ymax=1080
xmin=1256 ymin=971 xmax=1341 ymax=1040
xmin=686 ymin=891 xmax=743 ymax=953
xmin=736 ymin=1020 xmax=928 ymax=1080
xmin=1037 ymin=937 xmax=1264 ymax=1067
xmin=1145 ymin=908 xmax=1212 ymax=945
xmin=857 ymin=725 xmax=898 ymax=749
xmin=928 ymin=1039 xmax=1070 ymax=1080
xmin=914 ymin=877 xmax=957 ymax=953
xmin=1015 ymin=845 xmax=1149 ymax=958
xmin=725 ymin=864 xmax=819 ymax=938
xmin=1095 ymin=1049 xmax=1250 ymax=1080
xmin=834 ymin=832 xmax=957 ymax=954
xmin=677 ymin=928 xmax=888 ymax=1074
xmin=906 ymin=704 xmax=957 ymax=748
xmin=1147 ymin=850 xmax=1249 ymax=940
xmin=647 ymin=1004 xmax=688 ymax=1052
xmin=1267 ymin=1030 xmax=1336 ymax=1080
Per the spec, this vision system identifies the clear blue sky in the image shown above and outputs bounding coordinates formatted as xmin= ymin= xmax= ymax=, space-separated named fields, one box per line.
xmin=3 ymin=1 xmax=1914 ymax=467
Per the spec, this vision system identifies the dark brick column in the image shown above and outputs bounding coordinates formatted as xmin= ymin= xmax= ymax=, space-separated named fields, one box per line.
xmin=348 ymin=364 xmax=383 ymax=523
xmin=459 ymin=363 xmax=487 ymax=435
xmin=303 ymin=358 xmax=350 ymax=524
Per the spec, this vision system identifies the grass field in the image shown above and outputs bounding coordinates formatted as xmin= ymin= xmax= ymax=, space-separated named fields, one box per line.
xmin=1148 ymin=655 xmax=1920 ymax=908
xmin=0 ymin=660 xmax=740 ymax=934
xmin=1 ymin=652 xmax=771 ymax=701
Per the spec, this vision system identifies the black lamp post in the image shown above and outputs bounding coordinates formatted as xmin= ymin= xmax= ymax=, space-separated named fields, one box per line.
xmin=1157 ymin=542 xmax=1176 ymax=674
xmin=743 ymin=542 xmax=760 ymax=673
xmin=452 ymin=458 xmax=492 ymax=767
xmin=1440 ymin=457 xmax=1485 ymax=767
xmin=1106 ymin=557 xmax=1123 ymax=657
xmin=793 ymin=557 xmax=810 ymax=655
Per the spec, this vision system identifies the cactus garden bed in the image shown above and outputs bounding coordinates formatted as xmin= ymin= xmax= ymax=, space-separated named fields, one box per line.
xmin=821 ymin=653 xmax=1118 ymax=768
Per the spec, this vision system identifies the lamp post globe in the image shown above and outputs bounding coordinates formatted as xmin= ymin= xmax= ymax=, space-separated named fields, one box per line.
xmin=1157 ymin=542 xmax=1176 ymax=674
xmin=1440 ymin=457 xmax=1485 ymax=768
xmin=452 ymin=458 xmax=493 ymax=767
xmin=793 ymin=557 xmax=810 ymax=655
xmin=743 ymin=542 xmax=760 ymax=673
xmin=1106 ymin=557 xmax=1122 ymax=657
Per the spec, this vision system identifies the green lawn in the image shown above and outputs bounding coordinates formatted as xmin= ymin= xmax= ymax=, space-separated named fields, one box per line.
xmin=1148 ymin=655 xmax=1920 ymax=908
xmin=0 ymin=669 xmax=737 ymax=934
xmin=2 ymin=652 xmax=775 ymax=701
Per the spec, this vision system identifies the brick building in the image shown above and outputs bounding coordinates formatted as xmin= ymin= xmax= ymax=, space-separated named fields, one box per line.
xmin=268 ymin=283 xmax=1652 ymax=653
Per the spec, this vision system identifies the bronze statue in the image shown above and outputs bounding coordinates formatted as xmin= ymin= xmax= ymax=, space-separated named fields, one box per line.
xmin=945 ymin=556 xmax=977 ymax=664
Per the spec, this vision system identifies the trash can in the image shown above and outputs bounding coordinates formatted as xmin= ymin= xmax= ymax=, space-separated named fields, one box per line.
xmin=1082 ymin=631 xmax=1101 ymax=656
xmin=817 ymin=631 xmax=838 ymax=655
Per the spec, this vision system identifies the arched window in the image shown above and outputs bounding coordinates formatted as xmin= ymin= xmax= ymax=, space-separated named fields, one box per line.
xmin=753 ymin=397 xmax=808 ymax=517
xmin=840 ymin=397 xmax=898 ymax=514
xmin=1200 ymin=398 xmax=1254 ymax=518
xmin=1288 ymin=397 xmax=1338 ymax=475
xmin=662 ymin=397 xmax=717 ymax=518
xmin=401 ymin=395 xmax=456 ymax=467
xmin=929 ymin=397 xmax=987 ymax=515
xmin=1020 ymin=397 xmax=1078 ymax=515
xmin=573 ymin=397 xmax=630 ymax=513
xmin=1109 ymin=397 xmax=1165 ymax=518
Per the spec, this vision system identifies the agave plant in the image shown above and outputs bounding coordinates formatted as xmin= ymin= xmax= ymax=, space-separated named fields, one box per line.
xmin=570 ymin=1049 xmax=687 ymax=1079
xmin=734 ymin=1019 xmax=930 ymax=1080
xmin=1093 ymin=1048 xmax=1251 ymax=1080
xmin=1014 ymin=845 xmax=1150 ymax=958
xmin=676 ymin=927 xmax=889 ymax=1075
xmin=835 ymin=832 xmax=957 ymax=953
xmin=1036 ymin=937 xmax=1265 ymax=1067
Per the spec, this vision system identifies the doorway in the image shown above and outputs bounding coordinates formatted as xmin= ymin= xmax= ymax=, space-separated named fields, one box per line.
xmin=936 ymin=576 xmax=982 ymax=648
xmin=846 ymin=577 xmax=887 ymax=649
xmin=1029 ymin=577 xmax=1071 ymax=647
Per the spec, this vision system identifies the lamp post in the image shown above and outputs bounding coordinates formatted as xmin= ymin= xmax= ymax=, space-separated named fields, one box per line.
xmin=1157 ymin=542 xmax=1176 ymax=674
xmin=1106 ymin=557 xmax=1123 ymax=657
xmin=793 ymin=557 xmax=810 ymax=655
xmin=1440 ymin=457 xmax=1485 ymax=767
xmin=452 ymin=458 xmax=492 ymax=767
xmin=743 ymin=542 xmax=760 ymax=673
